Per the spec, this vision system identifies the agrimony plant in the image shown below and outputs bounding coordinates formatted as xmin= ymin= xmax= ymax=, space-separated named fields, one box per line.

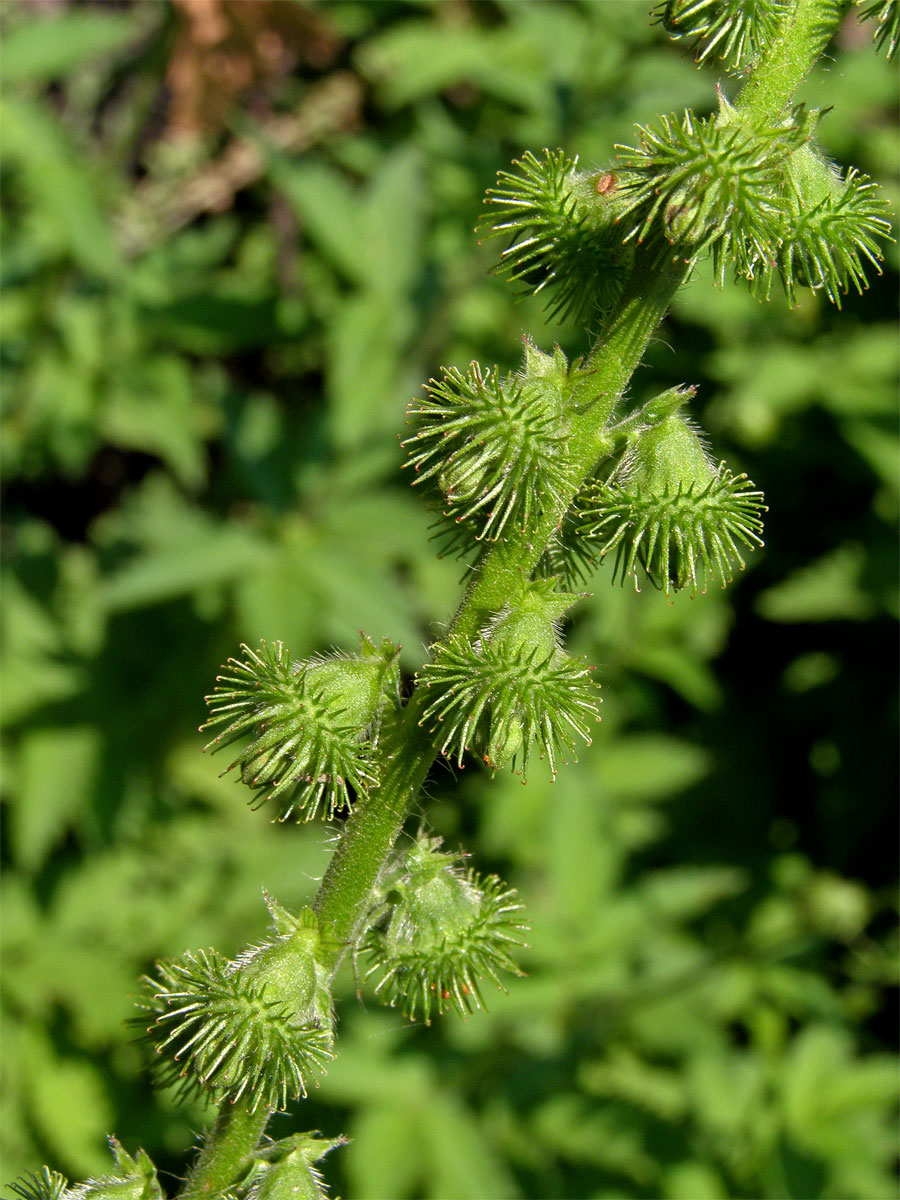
xmin=12 ymin=1 xmax=891 ymax=1196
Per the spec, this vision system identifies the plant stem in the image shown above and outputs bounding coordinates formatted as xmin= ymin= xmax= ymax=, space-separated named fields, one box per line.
xmin=734 ymin=0 xmax=845 ymax=125
xmin=311 ymin=0 xmax=850 ymax=974
xmin=191 ymin=2 xmax=847 ymax=1176
xmin=313 ymin=247 xmax=687 ymax=967
xmin=180 ymin=1102 xmax=269 ymax=1199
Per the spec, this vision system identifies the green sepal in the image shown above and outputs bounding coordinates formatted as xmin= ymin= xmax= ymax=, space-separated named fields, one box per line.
xmin=479 ymin=149 xmax=634 ymax=323
xmin=48 ymin=1139 xmax=162 ymax=1200
xmin=583 ymin=402 xmax=766 ymax=596
xmin=238 ymin=1134 xmax=347 ymax=1200
xmin=202 ymin=634 xmax=401 ymax=820
xmin=232 ymin=902 xmax=335 ymax=1034
xmin=419 ymin=578 xmax=600 ymax=777
xmin=362 ymin=835 xmax=529 ymax=1024
xmin=135 ymin=900 xmax=334 ymax=1112
xmin=404 ymin=340 xmax=586 ymax=553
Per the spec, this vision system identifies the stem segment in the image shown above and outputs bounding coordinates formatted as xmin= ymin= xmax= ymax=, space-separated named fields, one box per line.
xmin=181 ymin=1102 xmax=269 ymax=1199
xmin=313 ymin=248 xmax=687 ymax=966
xmin=734 ymin=0 xmax=845 ymax=125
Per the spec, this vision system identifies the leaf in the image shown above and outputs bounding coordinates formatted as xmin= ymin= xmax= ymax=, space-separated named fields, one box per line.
xmin=756 ymin=544 xmax=876 ymax=622
xmin=359 ymin=147 xmax=424 ymax=295
xmin=0 ymin=10 xmax=142 ymax=85
xmin=102 ymin=356 xmax=209 ymax=489
xmin=423 ymin=1093 xmax=519 ymax=1200
xmin=639 ymin=865 xmax=748 ymax=919
xmin=11 ymin=726 xmax=100 ymax=870
xmin=1 ymin=574 xmax=86 ymax=725
xmin=326 ymin=293 xmax=406 ymax=450
xmin=23 ymin=1027 xmax=112 ymax=1178
xmin=595 ymin=735 xmax=711 ymax=800
xmin=93 ymin=475 xmax=269 ymax=611
xmin=780 ymin=1025 xmax=899 ymax=1168
xmin=347 ymin=1102 xmax=427 ymax=1200
xmin=273 ymin=159 xmax=365 ymax=283
xmin=0 ymin=94 xmax=121 ymax=279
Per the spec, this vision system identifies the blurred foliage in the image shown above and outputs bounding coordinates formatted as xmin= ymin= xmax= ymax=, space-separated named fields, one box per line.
xmin=1 ymin=1 xmax=897 ymax=1197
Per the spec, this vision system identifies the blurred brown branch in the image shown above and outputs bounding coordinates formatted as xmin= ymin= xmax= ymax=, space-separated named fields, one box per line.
xmin=117 ymin=70 xmax=362 ymax=256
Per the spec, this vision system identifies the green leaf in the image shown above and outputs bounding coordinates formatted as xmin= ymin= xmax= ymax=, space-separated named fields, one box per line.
xmin=0 ymin=11 xmax=141 ymax=85
xmin=0 ymin=94 xmax=121 ymax=279
xmin=423 ymin=1093 xmax=519 ymax=1200
xmin=757 ymin=544 xmax=876 ymax=622
xmin=24 ymin=1028 xmax=112 ymax=1178
xmin=347 ymin=1102 xmax=427 ymax=1200
xmin=595 ymin=734 xmax=710 ymax=800
xmin=359 ymin=147 xmax=424 ymax=294
xmin=11 ymin=726 xmax=100 ymax=870
xmin=273 ymin=159 xmax=365 ymax=283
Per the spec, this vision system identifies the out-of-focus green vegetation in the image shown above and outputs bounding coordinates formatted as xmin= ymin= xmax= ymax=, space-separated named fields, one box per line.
xmin=1 ymin=2 xmax=897 ymax=1196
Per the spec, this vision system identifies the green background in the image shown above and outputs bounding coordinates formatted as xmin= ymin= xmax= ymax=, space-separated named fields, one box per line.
xmin=1 ymin=2 xmax=897 ymax=1197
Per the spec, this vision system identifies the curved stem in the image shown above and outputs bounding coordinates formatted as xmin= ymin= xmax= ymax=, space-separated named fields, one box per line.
xmin=313 ymin=248 xmax=687 ymax=967
xmin=311 ymin=0 xmax=850 ymax=976
xmin=191 ymin=1 xmax=847 ymax=1175
xmin=734 ymin=0 xmax=846 ymax=125
xmin=180 ymin=1102 xmax=269 ymax=1199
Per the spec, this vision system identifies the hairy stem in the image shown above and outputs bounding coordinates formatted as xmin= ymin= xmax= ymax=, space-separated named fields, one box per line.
xmin=313 ymin=248 xmax=687 ymax=966
xmin=311 ymin=0 xmax=850 ymax=978
xmin=180 ymin=1102 xmax=269 ymax=1199
xmin=190 ymin=0 xmax=845 ymax=1173
xmin=734 ymin=0 xmax=846 ymax=125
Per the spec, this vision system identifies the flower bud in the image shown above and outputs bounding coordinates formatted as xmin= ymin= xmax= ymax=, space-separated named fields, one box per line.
xmin=404 ymin=341 xmax=584 ymax=549
xmin=778 ymin=140 xmax=890 ymax=305
xmin=203 ymin=634 xmax=400 ymax=820
xmin=419 ymin=579 xmax=600 ymax=778
xmin=363 ymin=835 xmax=528 ymax=1024
xmin=585 ymin=394 xmax=765 ymax=596
xmin=480 ymin=148 xmax=634 ymax=322
xmin=137 ymin=899 xmax=334 ymax=1112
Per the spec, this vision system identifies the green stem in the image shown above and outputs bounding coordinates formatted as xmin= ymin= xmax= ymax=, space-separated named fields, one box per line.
xmin=180 ymin=1102 xmax=269 ymax=1199
xmin=313 ymin=248 xmax=687 ymax=966
xmin=192 ymin=0 xmax=846 ymax=1176
xmin=734 ymin=0 xmax=846 ymax=125
xmin=312 ymin=0 xmax=848 ymax=976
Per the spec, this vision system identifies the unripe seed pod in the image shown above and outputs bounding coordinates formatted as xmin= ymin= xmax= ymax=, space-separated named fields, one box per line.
xmin=420 ymin=579 xmax=599 ymax=778
xmin=136 ymin=899 xmax=334 ymax=1111
xmin=363 ymin=835 xmax=528 ymax=1024
xmin=204 ymin=634 xmax=400 ymax=820
xmin=480 ymin=148 xmax=634 ymax=322
xmin=404 ymin=341 xmax=587 ymax=551
xmin=584 ymin=390 xmax=765 ymax=596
